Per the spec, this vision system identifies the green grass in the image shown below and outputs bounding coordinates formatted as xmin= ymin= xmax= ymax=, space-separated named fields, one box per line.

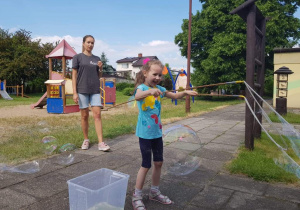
xmin=0 ymin=93 xmax=44 ymax=108
xmin=268 ymin=112 xmax=300 ymax=124
xmin=227 ymin=132 xmax=300 ymax=184
xmin=0 ymin=91 xmax=131 ymax=108
xmin=0 ymin=92 xmax=242 ymax=165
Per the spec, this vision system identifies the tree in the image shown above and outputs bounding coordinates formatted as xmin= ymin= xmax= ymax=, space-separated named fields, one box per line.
xmin=100 ymin=52 xmax=116 ymax=75
xmin=175 ymin=0 xmax=300 ymax=94
xmin=0 ymin=28 xmax=56 ymax=92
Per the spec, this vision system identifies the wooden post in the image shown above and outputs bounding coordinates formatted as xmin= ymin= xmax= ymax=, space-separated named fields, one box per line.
xmin=253 ymin=18 xmax=266 ymax=139
xmin=16 ymin=85 xmax=19 ymax=97
xmin=244 ymin=5 xmax=256 ymax=150
xmin=49 ymin=58 xmax=53 ymax=79
xmin=46 ymin=85 xmax=51 ymax=98
xmin=62 ymin=57 xmax=66 ymax=78
xmin=62 ymin=85 xmax=66 ymax=112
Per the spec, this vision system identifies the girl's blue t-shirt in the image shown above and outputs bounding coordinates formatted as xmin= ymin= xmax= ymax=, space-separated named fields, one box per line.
xmin=135 ymin=84 xmax=166 ymax=139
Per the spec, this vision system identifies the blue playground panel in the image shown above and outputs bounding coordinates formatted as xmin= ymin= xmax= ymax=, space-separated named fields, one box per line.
xmin=0 ymin=82 xmax=4 ymax=90
xmin=105 ymin=81 xmax=114 ymax=88
xmin=47 ymin=98 xmax=64 ymax=114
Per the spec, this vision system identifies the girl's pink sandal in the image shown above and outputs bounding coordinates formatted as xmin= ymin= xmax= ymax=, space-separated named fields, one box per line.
xmin=149 ymin=190 xmax=173 ymax=205
xmin=132 ymin=194 xmax=146 ymax=210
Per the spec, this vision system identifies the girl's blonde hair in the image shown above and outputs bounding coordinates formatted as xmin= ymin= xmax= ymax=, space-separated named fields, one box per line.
xmin=82 ymin=35 xmax=95 ymax=53
xmin=135 ymin=59 xmax=164 ymax=88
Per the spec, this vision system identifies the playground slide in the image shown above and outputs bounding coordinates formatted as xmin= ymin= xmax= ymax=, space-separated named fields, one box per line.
xmin=30 ymin=92 xmax=47 ymax=109
xmin=0 ymin=90 xmax=13 ymax=100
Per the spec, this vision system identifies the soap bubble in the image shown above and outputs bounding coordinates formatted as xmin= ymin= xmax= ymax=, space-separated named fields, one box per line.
xmin=127 ymin=95 xmax=137 ymax=109
xmin=56 ymin=143 xmax=77 ymax=165
xmin=163 ymin=124 xmax=201 ymax=145
xmin=41 ymin=136 xmax=57 ymax=155
xmin=163 ymin=124 xmax=201 ymax=176
xmin=39 ymin=127 xmax=51 ymax=134
xmin=37 ymin=121 xmax=48 ymax=126
xmin=0 ymin=160 xmax=46 ymax=174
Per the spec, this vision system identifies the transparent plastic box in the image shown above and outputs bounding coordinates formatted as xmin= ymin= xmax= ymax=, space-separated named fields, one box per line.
xmin=67 ymin=168 xmax=130 ymax=210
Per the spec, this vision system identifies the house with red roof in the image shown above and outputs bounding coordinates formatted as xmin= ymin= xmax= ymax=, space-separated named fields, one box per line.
xmin=116 ymin=53 xmax=159 ymax=79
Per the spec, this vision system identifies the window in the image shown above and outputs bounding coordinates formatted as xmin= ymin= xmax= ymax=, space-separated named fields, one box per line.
xmin=122 ymin=63 xmax=129 ymax=69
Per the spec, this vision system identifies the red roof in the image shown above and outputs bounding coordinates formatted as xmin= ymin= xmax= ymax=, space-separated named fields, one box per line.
xmin=46 ymin=39 xmax=77 ymax=59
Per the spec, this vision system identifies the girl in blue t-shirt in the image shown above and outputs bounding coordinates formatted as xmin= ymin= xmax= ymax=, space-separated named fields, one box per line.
xmin=132 ymin=59 xmax=197 ymax=210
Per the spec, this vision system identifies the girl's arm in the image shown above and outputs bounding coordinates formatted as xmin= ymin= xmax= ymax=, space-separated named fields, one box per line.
xmin=165 ymin=90 xmax=198 ymax=99
xmin=135 ymin=88 xmax=163 ymax=101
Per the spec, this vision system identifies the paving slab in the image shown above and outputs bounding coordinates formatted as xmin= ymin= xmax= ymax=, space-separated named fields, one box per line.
xmin=200 ymin=158 xmax=227 ymax=172
xmin=10 ymin=172 xmax=71 ymax=199
xmin=193 ymin=148 xmax=234 ymax=162
xmin=202 ymin=142 xmax=239 ymax=153
xmin=223 ymin=191 xmax=299 ymax=210
xmin=144 ymin=178 xmax=204 ymax=209
xmin=212 ymin=134 xmax=244 ymax=146
xmin=265 ymin=184 xmax=300 ymax=204
xmin=58 ymin=153 xmax=136 ymax=178
xmin=162 ymin=167 xmax=218 ymax=188
xmin=21 ymin=190 xmax=69 ymax=210
xmin=211 ymin=173 xmax=269 ymax=195
xmin=0 ymin=188 xmax=37 ymax=209
xmin=189 ymin=185 xmax=234 ymax=209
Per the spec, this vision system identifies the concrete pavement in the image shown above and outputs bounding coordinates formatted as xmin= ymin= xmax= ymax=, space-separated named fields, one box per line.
xmin=0 ymin=103 xmax=300 ymax=210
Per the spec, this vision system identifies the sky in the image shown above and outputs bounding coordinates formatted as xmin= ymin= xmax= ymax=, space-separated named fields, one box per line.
xmin=0 ymin=0 xmax=299 ymax=70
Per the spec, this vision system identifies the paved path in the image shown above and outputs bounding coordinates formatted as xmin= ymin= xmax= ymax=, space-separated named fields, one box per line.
xmin=0 ymin=103 xmax=299 ymax=210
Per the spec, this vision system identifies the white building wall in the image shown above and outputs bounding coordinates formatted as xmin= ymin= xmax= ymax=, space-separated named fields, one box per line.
xmin=116 ymin=62 xmax=142 ymax=79
xmin=132 ymin=66 xmax=142 ymax=79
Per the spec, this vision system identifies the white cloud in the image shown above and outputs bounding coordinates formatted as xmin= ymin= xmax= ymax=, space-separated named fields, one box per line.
xmin=32 ymin=35 xmax=188 ymax=70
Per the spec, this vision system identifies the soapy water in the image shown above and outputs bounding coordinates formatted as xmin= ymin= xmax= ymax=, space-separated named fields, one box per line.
xmin=89 ymin=202 xmax=123 ymax=210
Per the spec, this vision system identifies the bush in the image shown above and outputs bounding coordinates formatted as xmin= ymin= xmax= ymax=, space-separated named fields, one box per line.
xmin=122 ymin=87 xmax=135 ymax=96
xmin=116 ymin=82 xmax=134 ymax=91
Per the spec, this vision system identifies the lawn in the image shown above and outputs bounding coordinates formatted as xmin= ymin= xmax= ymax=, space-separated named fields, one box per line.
xmin=227 ymin=132 xmax=300 ymax=184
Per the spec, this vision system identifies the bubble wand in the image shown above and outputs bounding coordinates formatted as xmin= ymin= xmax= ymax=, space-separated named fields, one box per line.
xmin=105 ymin=80 xmax=245 ymax=110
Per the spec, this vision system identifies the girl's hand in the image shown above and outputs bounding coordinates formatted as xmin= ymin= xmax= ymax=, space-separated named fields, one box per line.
xmin=185 ymin=90 xmax=198 ymax=96
xmin=149 ymin=88 xmax=163 ymax=97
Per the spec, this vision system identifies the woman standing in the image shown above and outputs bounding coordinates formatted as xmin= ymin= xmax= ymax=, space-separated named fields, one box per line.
xmin=72 ymin=35 xmax=110 ymax=151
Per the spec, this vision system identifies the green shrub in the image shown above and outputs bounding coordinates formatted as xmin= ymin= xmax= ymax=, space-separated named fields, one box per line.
xmin=116 ymin=82 xmax=134 ymax=91
xmin=122 ymin=87 xmax=135 ymax=96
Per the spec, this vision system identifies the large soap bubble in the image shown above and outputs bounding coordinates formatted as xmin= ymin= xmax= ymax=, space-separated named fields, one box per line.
xmin=41 ymin=136 xmax=57 ymax=155
xmin=0 ymin=160 xmax=46 ymax=174
xmin=56 ymin=143 xmax=77 ymax=165
xmin=127 ymin=95 xmax=137 ymax=109
xmin=163 ymin=124 xmax=202 ymax=176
